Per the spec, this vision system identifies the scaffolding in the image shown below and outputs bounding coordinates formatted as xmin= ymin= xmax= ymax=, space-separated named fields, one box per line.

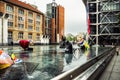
xmin=87 ymin=0 xmax=120 ymax=45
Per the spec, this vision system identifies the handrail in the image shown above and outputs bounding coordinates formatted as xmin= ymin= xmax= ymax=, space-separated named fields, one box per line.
xmin=51 ymin=47 xmax=115 ymax=80
xmin=74 ymin=48 xmax=115 ymax=80
xmin=87 ymin=49 xmax=115 ymax=80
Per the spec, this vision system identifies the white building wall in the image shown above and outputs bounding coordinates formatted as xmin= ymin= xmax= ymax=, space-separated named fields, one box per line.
xmin=40 ymin=35 xmax=44 ymax=44
xmin=57 ymin=34 xmax=60 ymax=43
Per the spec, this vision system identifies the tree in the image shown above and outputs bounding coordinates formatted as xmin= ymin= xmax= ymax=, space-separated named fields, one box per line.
xmin=66 ymin=36 xmax=73 ymax=41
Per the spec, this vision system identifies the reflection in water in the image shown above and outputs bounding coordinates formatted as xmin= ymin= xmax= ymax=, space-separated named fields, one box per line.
xmin=95 ymin=46 xmax=99 ymax=56
xmin=85 ymin=47 xmax=96 ymax=60
xmin=0 ymin=45 xmax=108 ymax=80
xmin=64 ymin=53 xmax=73 ymax=64
xmin=20 ymin=52 xmax=29 ymax=58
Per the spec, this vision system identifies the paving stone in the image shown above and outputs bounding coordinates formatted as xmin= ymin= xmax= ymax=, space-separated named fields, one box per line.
xmin=112 ymin=65 xmax=120 ymax=73
xmin=109 ymin=72 xmax=120 ymax=80
xmin=99 ymin=48 xmax=120 ymax=80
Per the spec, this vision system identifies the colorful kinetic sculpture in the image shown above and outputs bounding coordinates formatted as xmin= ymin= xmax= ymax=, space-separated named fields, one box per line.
xmin=19 ymin=40 xmax=30 ymax=50
xmin=19 ymin=40 xmax=33 ymax=50
xmin=0 ymin=50 xmax=13 ymax=69
xmin=0 ymin=50 xmax=22 ymax=69
xmin=77 ymin=34 xmax=89 ymax=50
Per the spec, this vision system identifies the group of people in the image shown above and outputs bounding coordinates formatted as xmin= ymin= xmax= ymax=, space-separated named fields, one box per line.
xmin=59 ymin=35 xmax=90 ymax=54
xmin=59 ymin=37 xmax=73 ymax=53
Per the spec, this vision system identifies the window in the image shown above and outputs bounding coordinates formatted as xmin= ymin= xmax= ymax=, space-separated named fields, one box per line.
xmin=36 ymin=34 xmax=40 ymax=40
xmin=36 ymin=15 xmax=40 ymax=20
xmin=28 ymin=25 xmax=33 ymax=30
xmin=8 ymin=22 xmax=13 ymax=27
xmin=28 ymin=12 xmax=33 ymax=18
xmin=18 ymin=16 xmax=24 ymax=22
xmin=102 ymin=3 xmax=120 ymax=11
xmin=36 ymin=21 xmax=40 ymax=25
xmin=28 ymin=34 xmax=32 ymax=39
xmin=18 ymin=9 xmax=24 ymax=15
xmin=6 ymin=5 xmax=13 ymax=12
xmin=8 ymin=14 xmax=13 ymax=20
xmin=8 ymin=32 xmax=12 ymax=39
xmin=89 ymin=3 xmax=96 ymax=12
xmin=116 ymin=3 xmax=120 ymax=10
xmin=36 ymin=27 xmax=40 ymax=32
xmin=18 ymin=24 xmax=24 ymax=29
xmin=18 ymin=32 xmax=23 ymax=39
xmin=28 ymin=19 xmax=33 ymax=23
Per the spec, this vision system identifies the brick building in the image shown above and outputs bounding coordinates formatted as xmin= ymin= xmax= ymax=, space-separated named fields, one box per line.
xmin=0 ymin=0 xmax=45 ymax=45
xmin=46 ymin=1 xmax=64 ymax=44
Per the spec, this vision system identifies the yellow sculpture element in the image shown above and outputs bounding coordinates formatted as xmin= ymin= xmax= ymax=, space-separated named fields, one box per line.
xmin=77 ymin=34 xmax=90 ymax=50
xmin=0 ymin=50 xmax=13 ymax=69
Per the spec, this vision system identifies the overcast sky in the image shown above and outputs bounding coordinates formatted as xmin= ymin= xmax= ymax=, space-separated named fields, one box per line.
xmin=21 ymin=0 xmax=87 ymax=35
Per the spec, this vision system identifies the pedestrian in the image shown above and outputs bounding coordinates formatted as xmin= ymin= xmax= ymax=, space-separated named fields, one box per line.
xmin=59 ymin=36 xmax=66 ymax=48
xmin=65 ymin=41 xmax=73 ymax=53
xmin=116 ymin=47 xmax=119 ymax=56
xmin=11 ymin=41 xmax=13 ymax=46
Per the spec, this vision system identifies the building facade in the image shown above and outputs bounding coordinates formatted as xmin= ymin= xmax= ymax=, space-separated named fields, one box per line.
xmin=0 ymin=0 xmax=45 ymax=45
xmin=87 ymin=0 xmax=120 ymax=45
xmin=46 ymin=1 xmax=64 ymax=44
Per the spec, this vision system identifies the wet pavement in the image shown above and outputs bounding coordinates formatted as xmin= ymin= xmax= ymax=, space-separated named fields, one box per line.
xmin=0 ymin=45 xmax=110 ymax=80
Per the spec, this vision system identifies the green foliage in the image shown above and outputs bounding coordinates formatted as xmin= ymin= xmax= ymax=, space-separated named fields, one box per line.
xmin=72 ymin=37 xmax=77 ymax=41
xmin=66 ymin=35 xmax=77 ymax=42
xmin=66 ymin=36 xmax=73 ymax=41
